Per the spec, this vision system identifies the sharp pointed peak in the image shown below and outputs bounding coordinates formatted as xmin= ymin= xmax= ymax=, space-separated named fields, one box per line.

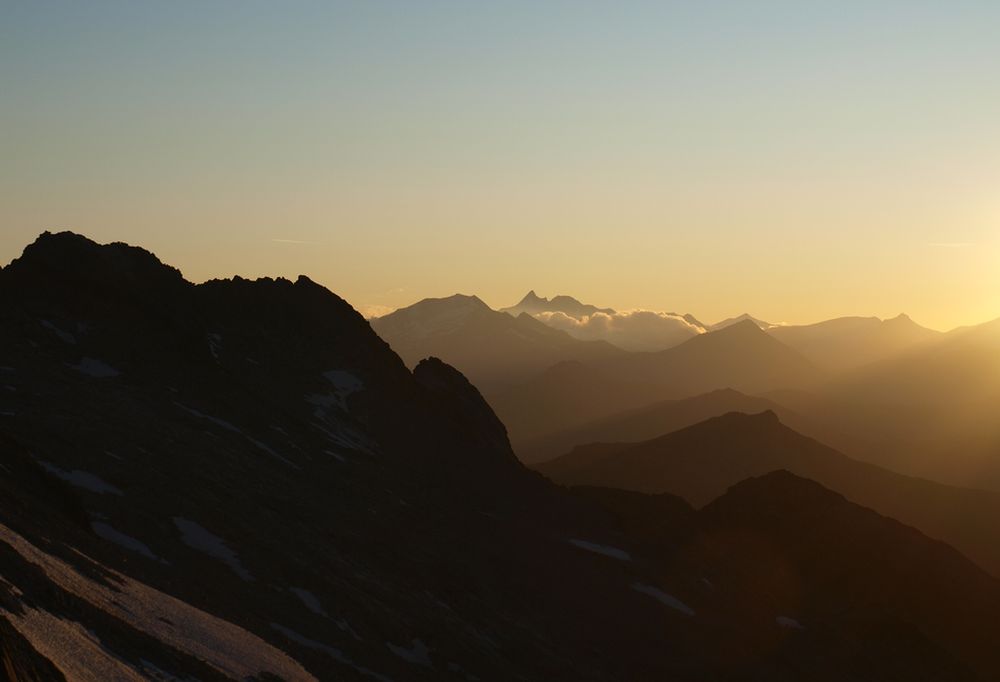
xmin=713 ymin=318 xmax=768 ymax=336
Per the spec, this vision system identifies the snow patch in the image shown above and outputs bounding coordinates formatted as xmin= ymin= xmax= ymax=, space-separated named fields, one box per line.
xmin=324 ymin=449 xmax=348 ymax=462
xmin=776 ymin=616 xmax=804 ymax=630
xmin=272 ymin=623 xmax=391 ymax=682
xmin=0 ymin=522 xmax=315 ymax=681
xmin=567 ymin=538 xmax=632 ymax=561
xmin=324 ymin=369 xmax=365 ymax=394
xmin=174 ymin=402 xmax=297 ymax=468
xmin=290 ymin=587 xmax=327 ymax=617
xmin=40 ymin=461 xmax=123 ymax=495
xmin=92 ymin=522 xmax=160 ymax=561
xmin=311 ymin=418 xmax=378 ymax=455
xmin=173 ymin=517 xmax=252 ymax=581
xmin=387 ymin=638 xmax=431 ymax=667
xmin=207 ymin=332 xmax=222 ymax=360
xmin=631 ymin=583 xmax=695 ymax=616
xmin=41 ymin=319 xmax=77 ymax=344
xmin=69 ymin=357 xmax=121 ymax=378
xmin=309 ymin=370 xmax=366 ymax=412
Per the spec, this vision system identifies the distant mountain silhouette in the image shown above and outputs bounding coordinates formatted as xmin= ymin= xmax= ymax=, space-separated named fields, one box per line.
xmin=491 ymin=321 xmax=823 ymax=451
xmin=709 ymin=312 xmax=774 ymax=331
xmin=767 ymin=314 xmax=941 ymax=370
xmin=500 ymin=290 xmax=615 ymax=318
xmin=539 ymin=410 xmax=1000 ymax=577
xmin=776 ymin=316 xmax=1000 ymax=489
xmin=370 ymin=294 xmax=625 ymax=392
xmin=608 ymin=319 xmax=823 ymax=394
xmin=514 ymin=388 xmax=804 ymax=462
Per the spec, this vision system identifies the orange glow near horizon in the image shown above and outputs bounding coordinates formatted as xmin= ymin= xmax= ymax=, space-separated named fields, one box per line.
xmin=2 ymin=3 xmax=999 ymax=332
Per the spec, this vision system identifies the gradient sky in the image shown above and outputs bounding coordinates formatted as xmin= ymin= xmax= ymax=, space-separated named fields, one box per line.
xmin=2 ymin=1 xmax=998 ymax=330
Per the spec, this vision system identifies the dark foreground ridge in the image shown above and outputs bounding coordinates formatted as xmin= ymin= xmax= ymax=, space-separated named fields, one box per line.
xmin=0 ymin=231 xmax=999 ymax=680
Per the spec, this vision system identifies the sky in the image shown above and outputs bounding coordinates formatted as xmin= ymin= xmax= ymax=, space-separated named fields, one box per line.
xmin=2 ymin=1 xmax=998 ymax=331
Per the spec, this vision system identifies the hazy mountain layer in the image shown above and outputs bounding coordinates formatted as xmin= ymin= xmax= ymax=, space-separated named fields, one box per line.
xmin=538 ymin=410 xmax=1000 ymax=578
xmin=767 ymin=314 xmax=941 ymax=371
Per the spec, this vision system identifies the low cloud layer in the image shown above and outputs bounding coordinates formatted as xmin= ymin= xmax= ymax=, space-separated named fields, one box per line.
xmin=535 ymin=310 xmax=704 ymax=351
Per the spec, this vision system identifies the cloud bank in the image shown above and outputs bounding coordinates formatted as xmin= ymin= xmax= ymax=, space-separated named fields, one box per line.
xmin=535 ymin=310 xmax=704 ymax=351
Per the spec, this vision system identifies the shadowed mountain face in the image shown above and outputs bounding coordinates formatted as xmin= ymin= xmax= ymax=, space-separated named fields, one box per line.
xmin=538 ymin=411 xmax=1000 ymax=578
xmin=579 ymin=471 xmax=1000 ymax=681
xmin=767 ymin=314 xmax=941 ymax=371
xmin=3 ymin=232 xmax=1000 ymax=680
xmin=370 ymin=295 xmax=624 ymax=393
xmin=572 ymin=471 xmax=1000 ymax=682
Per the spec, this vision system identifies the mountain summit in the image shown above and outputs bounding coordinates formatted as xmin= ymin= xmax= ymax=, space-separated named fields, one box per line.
xmin=500 ymin=290 xmax=616 ymax=319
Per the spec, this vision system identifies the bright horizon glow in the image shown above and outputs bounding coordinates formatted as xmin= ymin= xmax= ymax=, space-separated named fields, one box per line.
xmin=2 ymin=2 xmax=998 ymax=331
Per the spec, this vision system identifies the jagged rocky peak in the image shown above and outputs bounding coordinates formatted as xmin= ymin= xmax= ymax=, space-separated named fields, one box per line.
xmin=1 ymin=230 xmax=190 ymax=305
xmin=413 ymin=357 xmax=517 ymax=465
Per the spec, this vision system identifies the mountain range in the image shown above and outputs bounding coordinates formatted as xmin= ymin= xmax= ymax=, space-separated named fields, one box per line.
xmin=371 ymin=292 xmax=1000 ymax=493
xmin=379 ymin=291 xmax=941 ymax=366
xmin=369 ymin=294 xmax=624 ymax=392
xmin=3 ymin=232 xmax=1000 ymax=680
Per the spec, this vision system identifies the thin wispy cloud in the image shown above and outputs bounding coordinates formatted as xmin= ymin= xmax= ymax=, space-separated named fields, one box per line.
xmin=271 ymin=238 xmax=321 ymax=245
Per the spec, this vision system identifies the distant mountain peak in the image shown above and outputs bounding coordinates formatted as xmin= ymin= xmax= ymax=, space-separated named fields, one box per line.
xmin=709 ymin=313 xmax=774 ymax=332
xmin=708 ymin=469 xmax=845 ymax=513
xmin=408 ymin=293 xmax=490 ymax=312
xmin=501 ymin=291 xmax=615 ymax=319
xmin=711 ymin=318 xmax=770 ymax=339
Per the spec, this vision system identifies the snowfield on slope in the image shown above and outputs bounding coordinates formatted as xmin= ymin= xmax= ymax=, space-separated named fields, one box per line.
xmin=0 ymin=522 xmax=316 ymax=681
